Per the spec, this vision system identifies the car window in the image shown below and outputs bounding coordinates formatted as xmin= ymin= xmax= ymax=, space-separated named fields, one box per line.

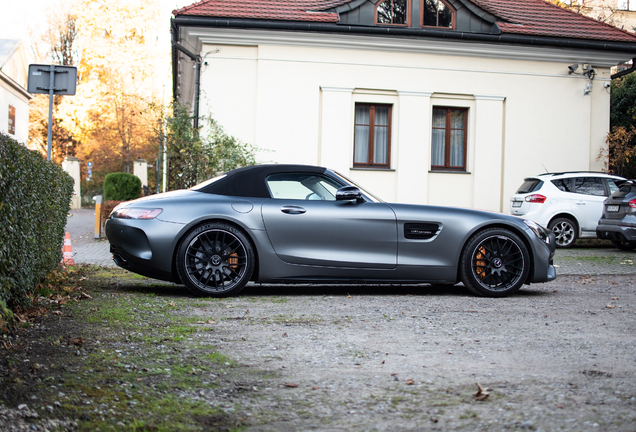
xmin=574 ymin=177 xmax=605 ymax=196
xmin=551 ymin=179 xmax=573 ymax=192
xmin=608 ymin=179 xmax=621 ymax=195
xmin=516 ymin=179 xmax=543 ymax=194
xmin=266 ymin=173 xmax=342 ymax=200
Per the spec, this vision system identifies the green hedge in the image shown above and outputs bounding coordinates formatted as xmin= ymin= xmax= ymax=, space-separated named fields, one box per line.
xmin=103 ymin=172 xmax=141 ymax=201
xmin=0 ymin=133 xmax=74 ymax=309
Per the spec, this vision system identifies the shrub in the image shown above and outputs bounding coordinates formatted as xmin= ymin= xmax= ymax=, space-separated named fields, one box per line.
xmin=101 ymin=200 xmax=122 ymax=238
xmin=103 ymin=172 xmax=141 ymax=201
xmin=0 ymin=133 xmax=74 ymax=310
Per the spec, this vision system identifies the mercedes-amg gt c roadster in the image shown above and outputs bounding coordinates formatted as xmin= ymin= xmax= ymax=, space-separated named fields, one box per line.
xmin=105 ymin=164 xmax=556 ymax=297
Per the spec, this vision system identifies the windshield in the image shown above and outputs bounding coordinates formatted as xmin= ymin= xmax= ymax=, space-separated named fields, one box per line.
xmin=329 ymin=170 xmax=384 ymax=203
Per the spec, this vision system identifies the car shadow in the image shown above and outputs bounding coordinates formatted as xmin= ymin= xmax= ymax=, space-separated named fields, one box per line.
xmin=241 ymin=283 xmax=468 ymax=297
xmin=110 ymin=280 xmax=554 ymax=299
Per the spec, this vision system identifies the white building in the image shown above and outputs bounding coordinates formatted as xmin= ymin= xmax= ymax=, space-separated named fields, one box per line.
xmin=0 ymin=39 xmax=30 ymax=144
xmin=171 ymin=0 xmax=636 ymax=212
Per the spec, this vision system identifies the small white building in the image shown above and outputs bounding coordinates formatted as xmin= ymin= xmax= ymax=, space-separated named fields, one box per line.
xmin=0 ymin=39 xmax=30 ymax=144
xmin=171 ymin=0 xmax=636 ymax=212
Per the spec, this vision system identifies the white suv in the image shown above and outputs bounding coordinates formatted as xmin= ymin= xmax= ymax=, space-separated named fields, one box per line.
xmin=510 ymin=172 xmax=626 ymax=248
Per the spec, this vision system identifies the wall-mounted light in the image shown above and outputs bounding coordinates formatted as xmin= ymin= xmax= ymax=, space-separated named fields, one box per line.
xmin=584 ymin=82 xmax=593 ymax=96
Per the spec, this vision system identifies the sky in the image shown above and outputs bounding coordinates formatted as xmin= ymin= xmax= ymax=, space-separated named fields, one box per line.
xmin=0 ymin=0 xmax=193 ymax=63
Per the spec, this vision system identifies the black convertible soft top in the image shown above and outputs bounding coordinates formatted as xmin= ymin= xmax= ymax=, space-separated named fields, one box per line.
xmin=194 ymin=164 xmax=328 ymax=198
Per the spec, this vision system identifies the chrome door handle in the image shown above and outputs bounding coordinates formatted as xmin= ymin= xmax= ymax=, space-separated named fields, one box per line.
xmin=281 ymin=205 xmax=306 ymax=214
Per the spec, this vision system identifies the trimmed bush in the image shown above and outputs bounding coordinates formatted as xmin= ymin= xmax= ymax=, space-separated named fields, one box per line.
xmin=0 ymin=133 xmax=74 ymax=309
xmin=103 ymin=172 xmax=141 ymax=201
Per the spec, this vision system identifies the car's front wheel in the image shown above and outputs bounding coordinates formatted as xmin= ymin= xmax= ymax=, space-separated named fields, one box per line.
xmin=460 ymin=228 xmax=530 ymax=297
xmin=548 ymin=217 xmax=577 ymax=248
xmin=176 ymin=222 xmax=255 ymax=297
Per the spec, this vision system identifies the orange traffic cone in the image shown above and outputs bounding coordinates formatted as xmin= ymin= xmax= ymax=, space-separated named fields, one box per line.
xmin=62 ymin=232 xmax=75 ymax=265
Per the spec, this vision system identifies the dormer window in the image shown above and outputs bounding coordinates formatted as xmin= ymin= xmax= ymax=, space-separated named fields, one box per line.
xmin=423 ymin=0 xmax=454 ymax=28
xmin=376 ymin=0 xmax=408 ymax=25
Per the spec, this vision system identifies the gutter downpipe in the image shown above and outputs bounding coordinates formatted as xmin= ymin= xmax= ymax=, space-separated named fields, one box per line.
xmin=171 ymin=27 xmax=202 ymax=129
xmin=611 ymin=57 xmax=636 ymax=79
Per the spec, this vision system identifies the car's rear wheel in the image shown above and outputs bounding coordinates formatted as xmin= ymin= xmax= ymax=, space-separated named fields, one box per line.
xmin=460 ymin=228 xmax=530 ymax=297
xmin=548 ymin=217 xmax=577 ymax=248
xmin=611 ymin=240 xmax=636 ymax=251
xmin=176 ymin=222 xmax=254 ymax=297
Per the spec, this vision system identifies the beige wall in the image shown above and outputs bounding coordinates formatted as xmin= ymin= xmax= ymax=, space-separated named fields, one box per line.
xmin=0 ymin=74 xmax=30 ymax=144
xmin=190 ymin=28 xmax=624 ymax=212
xmin=0 ymin=42 xmax=30 ymax=144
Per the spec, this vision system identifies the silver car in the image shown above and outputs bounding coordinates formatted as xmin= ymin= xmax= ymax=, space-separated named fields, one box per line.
xmin=105 ymin=164 xmax=556 ymax=297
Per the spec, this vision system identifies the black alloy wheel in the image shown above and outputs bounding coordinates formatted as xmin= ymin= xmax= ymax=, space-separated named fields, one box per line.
xmin=176 ymin=222 xmax=255 ymax=297
xmin=460 ymin=228 xmax=530 ymax=297
xmin=548 ymin=217 xmax=577 ymax=248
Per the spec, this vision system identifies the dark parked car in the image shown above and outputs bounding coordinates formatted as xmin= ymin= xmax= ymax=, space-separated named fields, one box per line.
xmin=596 ymin=180 xmax=636 ymax=250
xmin=105 ymin=164 xmax=556 ymax=298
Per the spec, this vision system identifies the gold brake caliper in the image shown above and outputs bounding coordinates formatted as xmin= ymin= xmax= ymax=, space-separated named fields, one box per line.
xmin=475 ymin=246 xmax=487 ymax=280
xmin=228 ymin=251 xmax=239 ymax=270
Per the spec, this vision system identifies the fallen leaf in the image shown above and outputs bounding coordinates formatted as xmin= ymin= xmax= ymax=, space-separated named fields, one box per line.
xmin=474 ymin=383 xmax=489 ymax=401
xmin=347 ymin=293 xmax=352 ymax=298
xmin=68 ymin=338 xmax=85 ymax=347
xmin=52 ymin=311 xmax=62 ymax=316
xmin=80 ymin=292 xmax=92 ymax=299
xmin=556 ymin=403 xmax=565 ymax=409
xmin=611 ymin=297 xmax=618 ymax=300
xmin=381 ymin=360 xmax=385 ymax=364
xmin=405 ymin=379 xmax=414 ymax=385
xmin=605 ymin=305 xmax=615 ymax=309
xmin=312 ymin=386 xmax=319 ymax=390
xmin=283 ymin=383 xmax=298 ymax=388
xmin=168 ymin=301 xmax=175 ymax=307
xmin=282 ymin=332 xmax=288 ymax=337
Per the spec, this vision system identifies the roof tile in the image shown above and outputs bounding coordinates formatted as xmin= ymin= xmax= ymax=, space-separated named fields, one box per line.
xmin=472 ymin=0 xmax=636 ymax=42
xmin=174 ymin=0 xmax=348 ymax=23
xmin=173 ymin=0 xmax=636 ymax=43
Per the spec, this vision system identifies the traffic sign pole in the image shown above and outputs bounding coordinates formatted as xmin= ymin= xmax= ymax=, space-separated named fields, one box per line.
xmin=47 ymin=65 xmax=55 ymax=161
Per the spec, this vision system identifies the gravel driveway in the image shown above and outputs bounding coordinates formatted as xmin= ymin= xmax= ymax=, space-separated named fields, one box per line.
xmin=175 ymin=275 xmax=636 ymax=431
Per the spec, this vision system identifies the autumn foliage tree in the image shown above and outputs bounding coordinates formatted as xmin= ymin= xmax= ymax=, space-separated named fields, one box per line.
xmin=600 ymin=72 xmax=636 ymax=178
xmin=27 ymin=11 xmax=79 ymax=164
xmin=56 ymin=0 xmax=168 ymax=195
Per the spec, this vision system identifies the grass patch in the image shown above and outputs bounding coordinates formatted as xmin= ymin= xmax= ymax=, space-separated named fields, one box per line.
xmin=1 ymin=266 xmax=250 ymax=431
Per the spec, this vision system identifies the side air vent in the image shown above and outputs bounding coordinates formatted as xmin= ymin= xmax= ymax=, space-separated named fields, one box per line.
xmin=404 ymin=223 xmax=439 ymax=240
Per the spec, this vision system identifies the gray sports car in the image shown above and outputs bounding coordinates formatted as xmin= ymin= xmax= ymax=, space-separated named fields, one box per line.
xmin=105 ymin=164 xmax=556 ymax=297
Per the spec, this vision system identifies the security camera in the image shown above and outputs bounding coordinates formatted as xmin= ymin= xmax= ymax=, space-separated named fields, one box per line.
xmin=568 ymin=64 xmax=579 ymax=74
xmin=604 ymin=82 xmax=611 ymax=88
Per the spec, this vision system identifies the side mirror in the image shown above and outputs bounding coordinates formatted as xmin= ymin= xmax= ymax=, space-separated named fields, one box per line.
xmin=336 ymin=186 xmax=363 ymax=202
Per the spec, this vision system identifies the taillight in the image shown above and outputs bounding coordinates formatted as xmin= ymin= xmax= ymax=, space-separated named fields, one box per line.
xmin=525 ymin=194 xmax=547 ymax=204
xmin=629 ymin=198 xmax=636 ymax=208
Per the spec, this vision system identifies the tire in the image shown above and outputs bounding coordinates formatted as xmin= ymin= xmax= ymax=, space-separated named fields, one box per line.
xmin=460 ymin=228 xmax=530 ymax=297
xmin=548 ymin=217 xmax=577 ymax=248
xmin=611 ymin=240 xmax=636 ymax=251
xmin=176 ymin=222 xmax=255 ymax=297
